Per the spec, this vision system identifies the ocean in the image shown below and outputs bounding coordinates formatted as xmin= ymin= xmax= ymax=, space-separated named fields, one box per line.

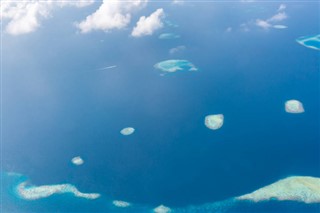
xmin=1 ymin=1 xmax=319 ymax=212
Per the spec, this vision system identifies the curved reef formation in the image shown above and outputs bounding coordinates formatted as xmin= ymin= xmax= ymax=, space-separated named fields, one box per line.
xmin=16 ymin=181 xmax=100 ymax=200
xmin=236 ymin=176 xmax=320 ymax=203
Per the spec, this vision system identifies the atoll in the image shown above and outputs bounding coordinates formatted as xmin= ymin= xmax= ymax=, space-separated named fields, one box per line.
xmin=154 ymin=60 xmax=197 ymax=74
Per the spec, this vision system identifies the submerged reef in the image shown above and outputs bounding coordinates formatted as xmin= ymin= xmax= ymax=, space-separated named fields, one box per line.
xmin=169 ymin=45 xmax=186 ymax=55
xmin=113 ymin=200 xmax=131 ymax=207
xmin=285 ymin=100 xmax=304 ymax=113
xmin=174 ymin=198 xmax=236 ymax=212
xmin=154 ymin=60 xmax=198 ymax=74
xmin=120 ymin=127 xmax=135 ymax=135
xmin=175 ymin=176 xmax=320 ymax=212
xmin=16 ymin=181 xmax=100 ymax=200
xmin=273 ymin=25 xmax=288 ymax=29
xmin=204 ymin=114 xmax=224 ymax=130
xmin=158 ymin=33 xmax=180 ymax=40
xmin=164 ymin=20 xmax=179 ymax=28
xmin=296 ymin=34 xmax=320 ymax=50
xmin=236 ymin=176 xmax=320 ymax=203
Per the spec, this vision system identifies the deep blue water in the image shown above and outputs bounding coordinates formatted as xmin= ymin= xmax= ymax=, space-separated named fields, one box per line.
xmin=1 ymin=1 xmax=320 ymax=212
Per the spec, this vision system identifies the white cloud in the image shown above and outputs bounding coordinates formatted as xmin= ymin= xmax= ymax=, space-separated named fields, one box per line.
xmin=0 ymin=0 xmax=94 ymax=35
xmin=255 ymin=5 xmax=287 ymax=30
xmin=1 ymin=1 xmax=51 ymax=35
xmin=131 ymin=8 xmax=165 ymax=37
xmin=255 ymin=12 xmax=287 ymax=30
xmin=172 ymin=0 xmax=184 ymax=4
xmin=277 ymin=4 xmax=286 ymax=12
xmin=255 ymin=19 xmax=272 ymax=29
xmin=77 ymin=0 xmax=147 ymax=33
xmin=240 ymin=4 xmax=288 ymax=31
xmin=169 ymin=45 xmax=186 ymax=54
xmin=267 ymin=12 xmax=287 ymax=22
